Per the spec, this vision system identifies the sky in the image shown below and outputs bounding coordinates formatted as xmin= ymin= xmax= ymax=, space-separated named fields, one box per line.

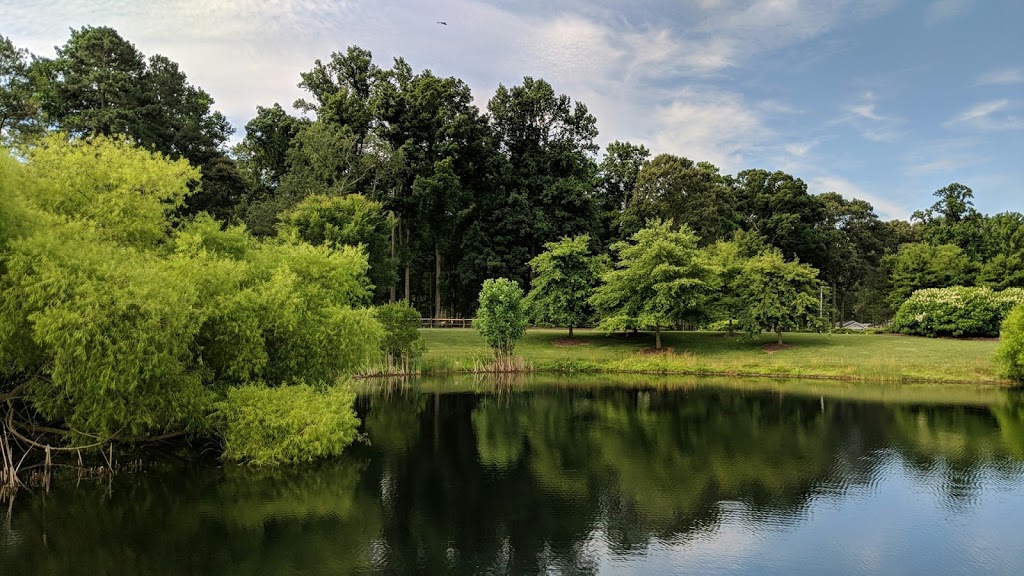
xmin=3 ymin=0 xmax=1022 ymax=220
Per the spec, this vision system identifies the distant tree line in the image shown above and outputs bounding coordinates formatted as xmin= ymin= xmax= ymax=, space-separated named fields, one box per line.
xmin=4 ymin=27 xmax=1023 ymax=324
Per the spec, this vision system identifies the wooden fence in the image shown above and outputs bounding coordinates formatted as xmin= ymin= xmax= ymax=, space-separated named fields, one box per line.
xmin=420 ymin=318 xmax=475 ymax=329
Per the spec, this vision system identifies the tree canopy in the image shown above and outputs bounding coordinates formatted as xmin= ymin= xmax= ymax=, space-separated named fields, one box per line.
xmin=591 ymin=221 xmax=718 ymax=349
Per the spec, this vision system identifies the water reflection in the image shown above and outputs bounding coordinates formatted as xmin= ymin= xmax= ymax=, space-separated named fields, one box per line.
xmin=3 ymin=378 xmax=1024 ymax=574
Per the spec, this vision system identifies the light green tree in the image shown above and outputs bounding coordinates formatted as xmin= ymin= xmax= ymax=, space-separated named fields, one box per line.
xmin=997 ymin=304 xmax=1024 ymax=383
xmin=0 ymin=134 xmax=382 ymax=463
xmin=737 ymin=248 xmax=825 ymax=345
xmin=525 ymin=235 xmax=606 ymax=337
xmin=475 ymin=278 xmax=529 ymax=365
xmin=590 ymin=220 xmax=718 ymax=349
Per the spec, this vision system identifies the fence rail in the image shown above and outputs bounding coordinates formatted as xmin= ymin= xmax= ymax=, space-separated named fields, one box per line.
xmin=420 ymin=318 xmax=475 ymax=329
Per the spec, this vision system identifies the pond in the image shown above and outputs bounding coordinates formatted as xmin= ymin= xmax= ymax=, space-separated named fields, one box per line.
xmin=3 ymin=376 xmax=1024 ymax=574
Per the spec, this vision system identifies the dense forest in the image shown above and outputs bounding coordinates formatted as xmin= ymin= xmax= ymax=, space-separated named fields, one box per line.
xmin=3 ymin=26 xmax=1024 ymax=464
xmin=4 ymin=27 xmax=1022 ymax=323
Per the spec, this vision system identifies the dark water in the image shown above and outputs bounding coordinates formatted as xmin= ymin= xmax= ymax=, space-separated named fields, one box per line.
xmin=4 ymin=378 xmax=1024 ymax=575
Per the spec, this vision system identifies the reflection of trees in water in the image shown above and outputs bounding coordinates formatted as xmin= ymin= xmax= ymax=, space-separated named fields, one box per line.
xmin=0 ymin=459 xmax=379 ymax=574
xmin=5 ymin=386 xmax=1024 ymax=574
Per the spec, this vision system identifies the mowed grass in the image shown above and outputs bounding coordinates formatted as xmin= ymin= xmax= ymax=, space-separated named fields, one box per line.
xmin=419 ymin=328 xmax=1006 ymax=384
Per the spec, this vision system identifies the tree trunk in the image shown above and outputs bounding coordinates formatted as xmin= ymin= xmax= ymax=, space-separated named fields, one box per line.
xmin=404 ymin=265 xmax=410 ymax=303
xmin=404 ymin=227 xmax=411 ymax=303
xmin=569 ymin=325 xmax=574 ymax=338
xmin=389 ymin=217 xmax=396 ymax=303
xmin=832 ymin=284 xmax=837 ymax=326
xmin=655 ymin=326 xmax=662 ymax=350
xmin=777 ymin=330 xmax=784 ymax=345
xmin=728 ymin=317 xmax=733 ymax=336
xmin=434 ymin=243 xmax=442 ymax=319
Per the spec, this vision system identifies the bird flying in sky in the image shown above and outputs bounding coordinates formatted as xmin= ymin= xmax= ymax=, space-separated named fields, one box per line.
xmin=436 ymin=21 xmax=447 ymax=25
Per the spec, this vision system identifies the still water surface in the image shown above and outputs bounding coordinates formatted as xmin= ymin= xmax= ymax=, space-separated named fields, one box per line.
xmin=4 ymin=377 xmax=1024 ymax=574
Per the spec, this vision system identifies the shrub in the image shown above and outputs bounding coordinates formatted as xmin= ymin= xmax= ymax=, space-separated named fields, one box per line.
xmin=998 ymin=304 xmax=1024 ymax=383
xmin=892 ymin=286 xmax=1024 ymax=337
xmin=217 ymin=381 xmax=361 ymax=466
xmin=475 ymin=278 xmax=528 ymax=360
xmin=374 ymin=301 xmax=426 ymax=373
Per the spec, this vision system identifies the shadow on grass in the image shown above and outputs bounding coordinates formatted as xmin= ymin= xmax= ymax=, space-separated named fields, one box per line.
xmin=526 ymin=330 xmax=839 ymax=356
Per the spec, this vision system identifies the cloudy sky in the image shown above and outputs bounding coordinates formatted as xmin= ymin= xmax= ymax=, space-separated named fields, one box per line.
xmin=4 ymin=0 xmax=1022 ymax=219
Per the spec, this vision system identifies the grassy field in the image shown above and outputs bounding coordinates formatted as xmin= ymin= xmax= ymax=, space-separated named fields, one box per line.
xmin=418 ymin=328 xmax=1006 ymax=384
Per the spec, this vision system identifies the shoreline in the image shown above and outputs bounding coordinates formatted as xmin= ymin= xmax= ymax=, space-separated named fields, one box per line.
xmin=403 ymin=328 xmax=1012 ymax=386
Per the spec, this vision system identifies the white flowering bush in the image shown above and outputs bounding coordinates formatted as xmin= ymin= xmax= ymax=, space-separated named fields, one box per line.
xmin=892 ymin=286 xmax=1024 ymax=337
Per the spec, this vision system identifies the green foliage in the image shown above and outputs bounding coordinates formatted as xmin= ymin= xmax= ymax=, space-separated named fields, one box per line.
xmin=625 ymin=154 xmax=735 ymax=244
xmin=525 ymin=235 xmax=606 ymax=336
xmin=885 ymin=242 xmax=978 ymax=307
xmin=374 ymin=301 xmax=426 ymax=372
xmin=591 ymin=220 xmax=717 ymax=348
xmin=1 ymin=34 xmax=41 ymax=143
xmin=733 ymin=169 xmax=827 ymax=272
xmin=892 ymin=286 xmax=1024 ymax=338
xmin=0 ymin=135 xmax=382 ymax=459
xmin=21 ymin=134 xmax=199 ymax=246
xmin=737 ymin=248 xmax=825 ymax=344
xmin=217 ymin=381 xmax=361 ymax=466
xmin=279 ymin=194 xmax=397 ymax=301
xmin=912 ymin=183 xmax=985 ymax=258
xmin=997 ymin=304 xmax=1024 ymax=383
xmin=475 ymin=278 xmax=529 ymax=358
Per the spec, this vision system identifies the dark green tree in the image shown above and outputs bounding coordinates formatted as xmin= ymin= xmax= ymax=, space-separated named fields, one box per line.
xmin=0 ymin=34 xmax=40 ymax=143
xmin=734 ymin=169 xmax=828 ymax=272
xmin=487 ymin=77 xmax=601 ymax=259
xmin=911 ymin=183 xmax=985 ymax=258
xmin=884 ymin=242 xmax=978 ymax=307
xmin=624 ymin=154 xmax=736 ymax=244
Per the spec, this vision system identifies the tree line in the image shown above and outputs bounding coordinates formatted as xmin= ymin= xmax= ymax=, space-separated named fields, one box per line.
xmin=3 ymin=26 xmax=1023 ymax=323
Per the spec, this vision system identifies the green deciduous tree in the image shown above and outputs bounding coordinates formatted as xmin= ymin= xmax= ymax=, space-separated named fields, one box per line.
xmin=737 ymin=249 xmax=825 ymax=344
xmin=591 ymin=221 xmax=717 ymax=349
xmin=997 ymin=304 xmax=1024 ymax=383
xmin=278 ymin=194 xmax=397 ymax=302
xmin=0 ymin=34 xmax=40 ymax=143
xmin=624 ymin=154 xmax=736 ymax=244
xmin=475 ymin=278 xmax=529 ymax=363
xmin=912 ymin=183 xmax=985 ymax=258
xmin=374 ymin=301 xmax=427 ymax=373
xmin=488 ymin=77 xmax=601 ymax=256
xmin=525 ymin=235 xmax=606 ymax=337
xmin=734 ymin=169 xmax=828 ymax=272
xmin=0 ymin=134 xmax=381 ymax=460
xmin=885 ymin=242 xmax=978 ymax=307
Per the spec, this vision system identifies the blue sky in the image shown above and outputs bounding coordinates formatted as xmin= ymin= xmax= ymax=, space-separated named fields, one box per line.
xmin=3 ymin=0 xmax=1022 ymax=220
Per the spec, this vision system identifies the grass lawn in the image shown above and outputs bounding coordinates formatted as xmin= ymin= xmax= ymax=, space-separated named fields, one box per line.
xmin=419 ymin=328 xmax=1006 ymax=384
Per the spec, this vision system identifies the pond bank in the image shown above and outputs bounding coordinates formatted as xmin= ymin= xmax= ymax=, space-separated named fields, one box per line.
xmin=415 ymin=328 xmax=1010 ymax=385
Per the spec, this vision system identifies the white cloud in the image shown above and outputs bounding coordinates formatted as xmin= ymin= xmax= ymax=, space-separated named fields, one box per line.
xmin=905 ymin=157 xmax=977 ymax=176
xmin=925 ymin=0 xmax=972 ymax=25
xmin=785 ymin=141 xmax=816 ymax=157
xmin=976 ymin=68 xmax=1024 ymax=86
xmin=837 ymin=92 xmax=902 ymax=141
xmin=648 ymin=88 xmax=771 ymax=171
xmin=945 ymin=99 xmax=1024 ymax=131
